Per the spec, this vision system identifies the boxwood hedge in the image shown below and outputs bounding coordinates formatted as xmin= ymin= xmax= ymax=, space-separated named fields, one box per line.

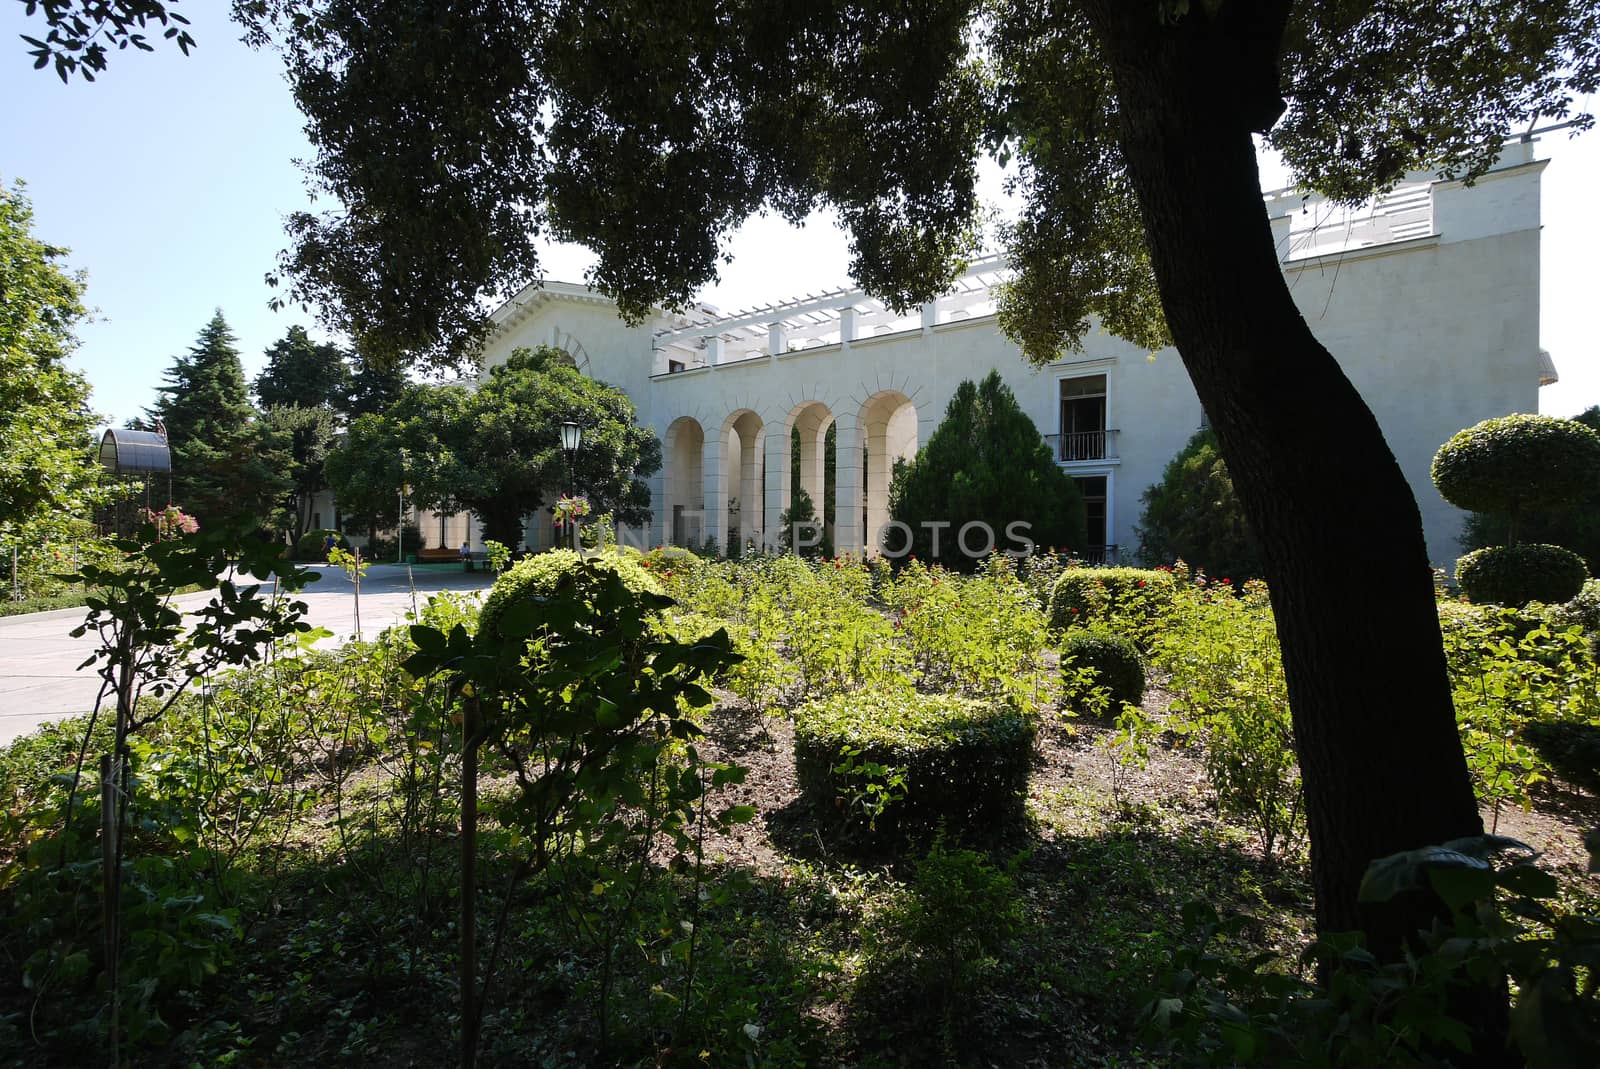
xmin=1456 ymin=544 xmax=1589 ymax=608
xmin=1061 ymin=629 xmax=1146 ymax=714
xmin=793 ymin=691 xmax=1034 ymax=838
xmin=1047 ymin=567 xmax=1175 ymax=629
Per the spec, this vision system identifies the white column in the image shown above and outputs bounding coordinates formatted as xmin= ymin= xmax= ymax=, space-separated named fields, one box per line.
xmin=768 ymin=323 xmax=787 ymax=360
xmin=920 ymin=300 xmax=939 ymax=332
xmin=764 ymin=415 xmax=791 ymax=552
xmin=705 ymin=336 xmax=724 ymax=365
xmin=702 ymin=430 xmax=728 ymax=554
xmin=833 ymin=415 xmax=863 ymax=558
xmin=740 ymin=426 xmax=763 ymax=549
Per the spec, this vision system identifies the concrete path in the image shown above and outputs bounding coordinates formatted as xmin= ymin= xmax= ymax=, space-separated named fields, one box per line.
xmin=0 ymin=564 xmax=495 ymax=746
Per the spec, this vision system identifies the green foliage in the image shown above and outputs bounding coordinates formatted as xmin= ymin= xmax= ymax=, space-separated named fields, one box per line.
xmin=482 ymin=538 xmax=511 ymax=574
xmin=888 ymin=371 xmax=1085 ymax=567
xmin=1149 ymin=571 xmax=1302 ymax=864
xmin=325 ymin=346 xmax=660 ymax=546
xmin=1061 ymin=628 xmax=1145 ymax=714
xmin=1136 ymin=429 xmax=1261 ymax=580
xmin=143 ymin=311 xmax=290 ymax=532
xmin=254 ymin=324 xmax=351 ymax=410
xmin=777 ymin=486 xmax=828 ymax=557
xmin=0 ymin=179 xmax=107 ymax=591
xmin=1457 ymin=543 xmax=1590 ymax=607
xmin=294 ymin=526 xmax=345 ymax=559
xmin=862 ymin=836 xmax=1029 ymax=1061
xmin=477 ymin=547 xmax=662 ymax=641
xmin=17 ymin=0 xmax=194 ymax=83
xmin=793 ymin=690 xmax=1033 ymax=839
xmin=1047 ymin=565 xmax=1176 ymax=630
xmin=1144 ymin=836 xmax=1600 ymax=1069
xmin=1433 ymin=413 xmax=1600 ymax=526
xmin=262 ymin=404 xmax=338 ymax=543
xmin=1522 ymin=720 xmax=1600 ymax=795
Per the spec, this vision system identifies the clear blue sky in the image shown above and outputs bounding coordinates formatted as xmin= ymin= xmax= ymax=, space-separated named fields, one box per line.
xmin=2 ymin=5 xmax=1595 ymax=427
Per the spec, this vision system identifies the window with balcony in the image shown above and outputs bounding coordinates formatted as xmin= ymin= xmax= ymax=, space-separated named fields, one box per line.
xmin=1058 ymin=375 xmax=1110 ymax=461
xmin=1073 ymin=475 xmax=1110 ymax=561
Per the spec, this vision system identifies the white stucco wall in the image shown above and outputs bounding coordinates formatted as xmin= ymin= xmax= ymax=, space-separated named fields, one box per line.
xmin=478 ymin=148 xmax=1547 ymax=568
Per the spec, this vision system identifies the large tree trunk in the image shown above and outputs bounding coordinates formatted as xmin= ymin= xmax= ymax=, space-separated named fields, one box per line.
xmin=1082 ymin=3 xmax=1483 ymax=950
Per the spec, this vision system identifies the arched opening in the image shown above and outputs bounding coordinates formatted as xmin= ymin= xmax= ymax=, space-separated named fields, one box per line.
xmin=786 ymin=401 xmax=836 ymax=552
xmin=721 ymin=410 xmax=765 ymax=555
xmin=665 ymin=417 xmax=705 ymax=547
xmin=859 ymin=391 xmax=918 ymax=554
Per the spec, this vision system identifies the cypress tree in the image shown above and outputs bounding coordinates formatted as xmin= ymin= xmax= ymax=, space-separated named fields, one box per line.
xmin=146 ymin=311 xmax=289 ymax=531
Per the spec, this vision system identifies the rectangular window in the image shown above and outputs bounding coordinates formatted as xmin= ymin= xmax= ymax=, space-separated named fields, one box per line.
xmin=1059 ymin=375 xmax=1108 ymax=460
xmin=1073 ymin=475 xmax=1108 ymax=558
xmin=669 ymin=359 xmax=686 ymax=374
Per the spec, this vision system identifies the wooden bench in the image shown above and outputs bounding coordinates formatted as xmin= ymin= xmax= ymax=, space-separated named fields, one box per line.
xmin=417 ymin=548 xmax=465 ymax=563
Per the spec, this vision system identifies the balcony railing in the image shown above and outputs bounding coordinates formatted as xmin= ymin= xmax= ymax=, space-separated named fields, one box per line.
xmin=1045 ymin=428 xmax=1119 ymax=463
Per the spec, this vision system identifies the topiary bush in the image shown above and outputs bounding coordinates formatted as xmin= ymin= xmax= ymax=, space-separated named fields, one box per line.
xmin=1060 ymin=628 xmax=1146 ymax=714
xmin=478 ymin=548 xmax=664 ymax=640
xmin=1432 ymin=414 xmax=1600 ymax=536
xmin=1455 ymin=544 xmax=1589 ymax=608
xmin=1522 ymin=720 xmax=1600 ymax=795
xmin=1547 ymin=578 xmax=1600 ymax=660
xmin=295 ymin=528 xmax=347 ymax=559
xmin=793 ymin=690 xmax=1034 ymax=839
xmin=1047 ymin=566 xmax=1176 ymax=629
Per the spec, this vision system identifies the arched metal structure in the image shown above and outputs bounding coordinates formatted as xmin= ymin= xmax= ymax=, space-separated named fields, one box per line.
xmin=97 ymin=427 xmax=173 ymax=534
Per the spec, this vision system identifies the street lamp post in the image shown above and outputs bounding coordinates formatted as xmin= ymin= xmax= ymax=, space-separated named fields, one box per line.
xmin=397 ymin=448 xmax=410 ymax=564
xmin=560 ymin=421 xmax=582 ymax=549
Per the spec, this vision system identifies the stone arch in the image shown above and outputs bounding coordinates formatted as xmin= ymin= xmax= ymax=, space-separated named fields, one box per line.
xmin=719 ymin=409 xmax=766 ymax=553
xmin=858 ymin=390 xmax=919 ymax=554
xmin=547 ymin=326 xmax=591 ymax=374
xmin=773 ymin=399 xmax=837 ymax=551
xmin=664 ymin=416 xmax=705 ymax=547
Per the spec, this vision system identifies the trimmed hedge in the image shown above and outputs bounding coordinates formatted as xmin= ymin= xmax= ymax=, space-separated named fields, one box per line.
xmin=793 ymin=691 xmax=1034 ymax=838
xmin=478 ymin=548 xmax=663 ymax=640
xmin=1047 ymin=567 xmax=1175 ymax=628
xmin=1432 ymin=414 xmax=1600 ymax=516
xmin=1061 ymin=629 xmax=1145 ymax=714
xmin=1523 ymin=720 xmax=1600 ymax=795
xmin=1456 ymin=544 xmax=1589 ymax=608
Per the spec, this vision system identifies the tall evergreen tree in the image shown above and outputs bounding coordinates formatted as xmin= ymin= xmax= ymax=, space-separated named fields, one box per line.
xmin=255 ymin=325 xmax=351 ymax=410
xmin=145 ymin=311 xmax=289 ymax=531
xmin=260 ymin=404 xmax=338 ymax=544
xmin=1136 ymin=428 xmax=1263 ymax=579
xmin=340 ymin=351 xmax=409 ymax=420
xmin=889 ymin=370 xmax=1085 ymax=568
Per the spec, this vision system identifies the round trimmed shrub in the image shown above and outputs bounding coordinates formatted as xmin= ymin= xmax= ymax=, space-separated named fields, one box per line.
xmin=1060 ymin=629 xmax=1145 ymax=713
xmin=1432 ymin=414 xmax=1600 ymax=517
xmin=295 ymin=528 xmax=346 ymax=559
xmin=478 ymin=548 xmax=664 ymax=640
xmin=1047 ymin=567 xmax=1175 ymax=629
xmin=793 ymin=691 xmax=1034 ymax=838
xmin=1456 ymin=544 xmax=1589 ymax=608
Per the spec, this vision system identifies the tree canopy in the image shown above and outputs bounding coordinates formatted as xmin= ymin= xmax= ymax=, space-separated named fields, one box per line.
xmin=234 ymin=0 xmax=1599 ymax=369
xmin=889 ymin=371 xmax=1085 ymax=568
xmin=0 ymin=179 xmax=103 ymax=552
xmin=325 ymin=346 xmax=659 ymax=546
xmin=144 ymin=311 xmax=289 ymax=531
xmin=254 ymin=324 xmax=350 ymax=411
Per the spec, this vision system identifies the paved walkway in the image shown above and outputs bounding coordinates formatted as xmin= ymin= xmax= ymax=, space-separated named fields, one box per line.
xmin=0 ymin=564 xmax=495 ymax=746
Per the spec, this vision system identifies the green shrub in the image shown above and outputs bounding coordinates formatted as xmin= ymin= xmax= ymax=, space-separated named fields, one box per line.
xmin=1061 ymin=628 xmax=1145 ymax=713
xmin=1548 ymin=578 xmax=1600 ymax=651
xmin=1432 ymin=413 xmax=1600 ymax=521
xmin=1135 ymin=428 xmax=1262 ymax=580
xmin=295 ymin=527 xmax=347 ymax=559
xmin=793 ymin=690 xmax=1033 ymax=838
xmin=478 ymin=548 xmax=663 ymax=639
xmin=1522 ymin=720 xmax=1600 ymax=795
xmin=1047 ymin=566 xmax=1175 ymax=628
xmin=1456 ymin=543 xmax=1589 ymax=607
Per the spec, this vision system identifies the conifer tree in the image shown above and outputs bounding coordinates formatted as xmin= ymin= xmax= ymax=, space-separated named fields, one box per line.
xmin=254 ymin=325 xmax=350 ymax=411
xmin=146 ymin=311 xmax=289 ymax=531
xmin=889 ymin=370 xmax=1084 ymax=568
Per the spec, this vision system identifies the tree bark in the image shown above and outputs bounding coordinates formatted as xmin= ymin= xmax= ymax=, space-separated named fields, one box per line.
xmin=1082 ymin=3 xmax=1483 ymax=949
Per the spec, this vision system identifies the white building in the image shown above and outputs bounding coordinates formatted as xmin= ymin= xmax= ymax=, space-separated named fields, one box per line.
xmin=477 ymin=142 xmax=1556 ymax=567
